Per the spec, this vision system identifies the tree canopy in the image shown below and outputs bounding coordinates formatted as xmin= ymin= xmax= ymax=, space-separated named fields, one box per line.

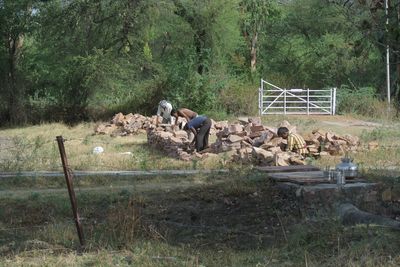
xmin=0 ymin=0 xmax=399 ymax=124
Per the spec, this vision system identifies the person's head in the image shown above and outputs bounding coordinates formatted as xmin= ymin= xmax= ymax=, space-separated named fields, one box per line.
xmin=277 ymin=127 xmax=289 ymax=139
xmin=171 ymin=108 xmax=177 ymax=117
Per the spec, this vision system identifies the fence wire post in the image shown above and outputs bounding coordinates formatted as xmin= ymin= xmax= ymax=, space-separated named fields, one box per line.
xmin=56 ymin=136 xmax=85 ymax=247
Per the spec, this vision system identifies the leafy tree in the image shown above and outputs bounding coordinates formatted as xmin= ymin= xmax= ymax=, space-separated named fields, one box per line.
xmin=239 ymin=0 xmax=276 ymax=73
xmin=259 ymin=0 xmax=383 ymax=90
xmin=0 ymin=0 xmax=36 ymax=124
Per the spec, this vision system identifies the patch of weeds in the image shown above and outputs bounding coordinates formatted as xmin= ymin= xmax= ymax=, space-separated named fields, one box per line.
xmin=82 ymin=135 xmax=91 ymax=145
xmin=222 ymin=178 xmax=259 ymax=197
xmin=191 ymin=159 xmax=199 ymax=170
xmin=139 ymin=157 xmax=149 ymax=170
xmin=28 ymin=192 xmax=40 ymax=201
xmin=360 ymin=127 xmax=400 ymax=143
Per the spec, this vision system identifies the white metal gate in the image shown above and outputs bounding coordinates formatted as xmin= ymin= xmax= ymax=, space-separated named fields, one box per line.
xmin=258 ymin=79 xmax=336 ymax=115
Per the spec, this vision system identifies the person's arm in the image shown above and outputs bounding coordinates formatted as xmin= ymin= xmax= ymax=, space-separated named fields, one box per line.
xmin=156 ymin=104 xmax=162 ymax=126
xmin=157 ymin=103 xmax=163 ymax=116
xmin=178 ymin=110 xmax=191 ymax=123
xmin=189 ymin=127 xmax=197 ymax=146
xmin=174 ymin=114 xmax=179 ymax=126
xmin=287 ymin=135 xmax=294 ymax=152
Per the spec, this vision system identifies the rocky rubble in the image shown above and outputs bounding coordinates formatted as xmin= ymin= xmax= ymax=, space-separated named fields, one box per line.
xmin=95 ymin=113 xmax=362 ymax=166
xmin=147 ymin=128 xmax=194 ymax=161
xmin=212 ymin=119 xmax=305 ymax=166
xmin=210 ymin=118 xmax=361 ymax=166
xmin=95 ymin=113 xmax=160 ymax=136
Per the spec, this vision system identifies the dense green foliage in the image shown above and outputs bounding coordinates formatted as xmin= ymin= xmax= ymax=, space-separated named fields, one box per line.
xmin=0 ymin=0 xmax=399 ymax=124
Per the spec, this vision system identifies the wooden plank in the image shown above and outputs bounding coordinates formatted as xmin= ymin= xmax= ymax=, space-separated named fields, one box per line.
xmin=255 ymin=165 xmax=321 ymax=173
xmin=275 ymin=178 xmax=328 ymax=185
xmin=268 ymin=171 xmax=368 ymax=185
xmin=268 ymin=171 xmax=324 ymax=180
xmin=0 ymin=169 xmax=228 ymax=178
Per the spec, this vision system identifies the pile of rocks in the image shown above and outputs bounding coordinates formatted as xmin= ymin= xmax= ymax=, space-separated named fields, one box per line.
xmin=211 ymin=119 xmax=360 ymax=166
xmin=211 ymin=119 xmax=305 ymax=166
xmin=95 ymin=112 xmax=224 ymax=137
xmin=95 ymin=113 xmax=160 ymax=136
xmin=147 ymin=128 xmax=197 ymax=161
xmin=304 ymin=129 xmax=360 ymax=157
xmin=95 ymin=113 xmax=362 ymax=166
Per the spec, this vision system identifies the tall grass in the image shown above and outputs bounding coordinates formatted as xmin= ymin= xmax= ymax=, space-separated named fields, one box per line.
xmin=337 ymin=86 xmax=396 ymax=120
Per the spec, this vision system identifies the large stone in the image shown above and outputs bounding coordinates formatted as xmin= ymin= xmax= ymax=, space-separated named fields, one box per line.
xmin=215 ymin=120 xmax=229 ymax=130
xmin=95 ymin=124 xmax=118 ymax=135
xmin=174 ymin=130 xmax=188 ymax=139
xmin=250 ymin=125 xmax=264 ymax=133
xmin=158 ymin=131 xmax=174 ymax=139
xmin=111 ymin=112 xmax=125 ymax=126
xmin=275 ymin=152 xmax=291 ymax=166
xmin=248 ymin=117 xmax=261 ymax=125
xmin=253 ymin=131 xmax=274 ymax=147
xmin=229 ymin=124 xmax=244 ymax=134
xmin=169 ymin=137 xmax=184 ymax=144
xmin=252 ymin=147 xmax=274 ymax=161
xmin=228 ymin=134 xmax=244 ymax=143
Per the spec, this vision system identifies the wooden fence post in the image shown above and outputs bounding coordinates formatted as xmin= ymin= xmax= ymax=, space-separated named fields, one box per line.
xmin=56 ymin=136 xmax=85 ymax=247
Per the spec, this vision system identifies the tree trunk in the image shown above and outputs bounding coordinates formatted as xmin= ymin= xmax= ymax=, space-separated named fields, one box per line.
xmin=7 ymin=33 xmax=27 ymax=124
xmin=250 ymin=32 xmax=258 ymax=72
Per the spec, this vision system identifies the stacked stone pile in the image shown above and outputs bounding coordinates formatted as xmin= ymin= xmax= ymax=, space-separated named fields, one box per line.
xmin=95 ymin=113 xmax=160 ymax=136
xmin=211 ymin=119 xmax=304 ymax=166
xmin=95 ymin=112 xmax=223 ymax=137
xmin=304 ymin=129 xmax=360 ymax=157
xmin=212 ymin=119 xmax=360 ymax=166
xmin=147 ymin=128 xmax=198 ymax=161
xmin=95 ymin=113 xmax=361 ymax=166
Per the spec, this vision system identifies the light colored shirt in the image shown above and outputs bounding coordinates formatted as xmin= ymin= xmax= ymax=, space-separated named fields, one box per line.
xmin=157 ymin=100 xmax=172 ymax=120
xmin=287 ymin=133 xmax=307 ymax=155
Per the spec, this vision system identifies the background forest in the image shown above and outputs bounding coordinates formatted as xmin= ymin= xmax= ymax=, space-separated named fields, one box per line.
xmin=1 ymin=0 xmax=399 ymax=125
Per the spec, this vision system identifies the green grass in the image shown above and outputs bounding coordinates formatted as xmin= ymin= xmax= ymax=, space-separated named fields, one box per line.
xmin=2 ymin=170 xmax=400 ymax=266
xmin=0 ymin=122 xmax=225 ymax=172
xmin=2 ymin=117 xmax=400 ymax=266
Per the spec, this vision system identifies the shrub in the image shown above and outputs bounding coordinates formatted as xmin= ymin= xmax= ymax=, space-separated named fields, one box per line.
xmin=337 ymin=85 xmax=395 ymax=119
xmin=218 ymin=80 xmax=258 ymax=116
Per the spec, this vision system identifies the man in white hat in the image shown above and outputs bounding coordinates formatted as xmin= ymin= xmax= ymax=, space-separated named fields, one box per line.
xmin=156 ymin=100 xmax=173 ymax=125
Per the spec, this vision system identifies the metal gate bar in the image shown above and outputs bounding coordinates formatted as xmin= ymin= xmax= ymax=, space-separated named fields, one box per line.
xmin=259 ymin=79 xmax=336 ymax=115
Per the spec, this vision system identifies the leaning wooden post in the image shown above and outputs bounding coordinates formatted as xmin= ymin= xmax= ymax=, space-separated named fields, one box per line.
xmin=56 ymin=136 xmax=85 ymax=247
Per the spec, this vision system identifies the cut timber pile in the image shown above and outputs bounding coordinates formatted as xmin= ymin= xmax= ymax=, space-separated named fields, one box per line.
xmin=95 ymin=113 xmax=160 ymax=136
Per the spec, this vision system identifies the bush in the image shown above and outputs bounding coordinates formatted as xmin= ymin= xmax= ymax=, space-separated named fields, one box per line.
xmin=337 ymin=85 xmax=395 ymax=119
xmin=218 ymin=80 xmax=258 ymax=116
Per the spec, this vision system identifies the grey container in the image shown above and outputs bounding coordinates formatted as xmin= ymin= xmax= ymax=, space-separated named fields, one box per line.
xmin=336 ymin=156 xmax=358 ymax=179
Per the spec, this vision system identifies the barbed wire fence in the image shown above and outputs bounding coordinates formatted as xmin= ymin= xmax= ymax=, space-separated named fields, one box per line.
xmin=1 ymin=135 xmax=400 ymax=253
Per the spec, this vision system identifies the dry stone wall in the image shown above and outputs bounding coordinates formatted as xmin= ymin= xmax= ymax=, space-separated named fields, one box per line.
xmin=95 ymin=113 xmax=362 ymax=166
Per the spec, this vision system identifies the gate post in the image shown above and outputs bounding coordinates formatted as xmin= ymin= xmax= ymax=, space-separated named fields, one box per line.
xmin=307 ymin=89 xmax=310 ymax=115
xmin=332 ymin=87 xmax=337 ymax=115
xmin=284 ymin=89 xmax=287 ymax=115
xmin=259 ymin=80 xmax=262 ymax=115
